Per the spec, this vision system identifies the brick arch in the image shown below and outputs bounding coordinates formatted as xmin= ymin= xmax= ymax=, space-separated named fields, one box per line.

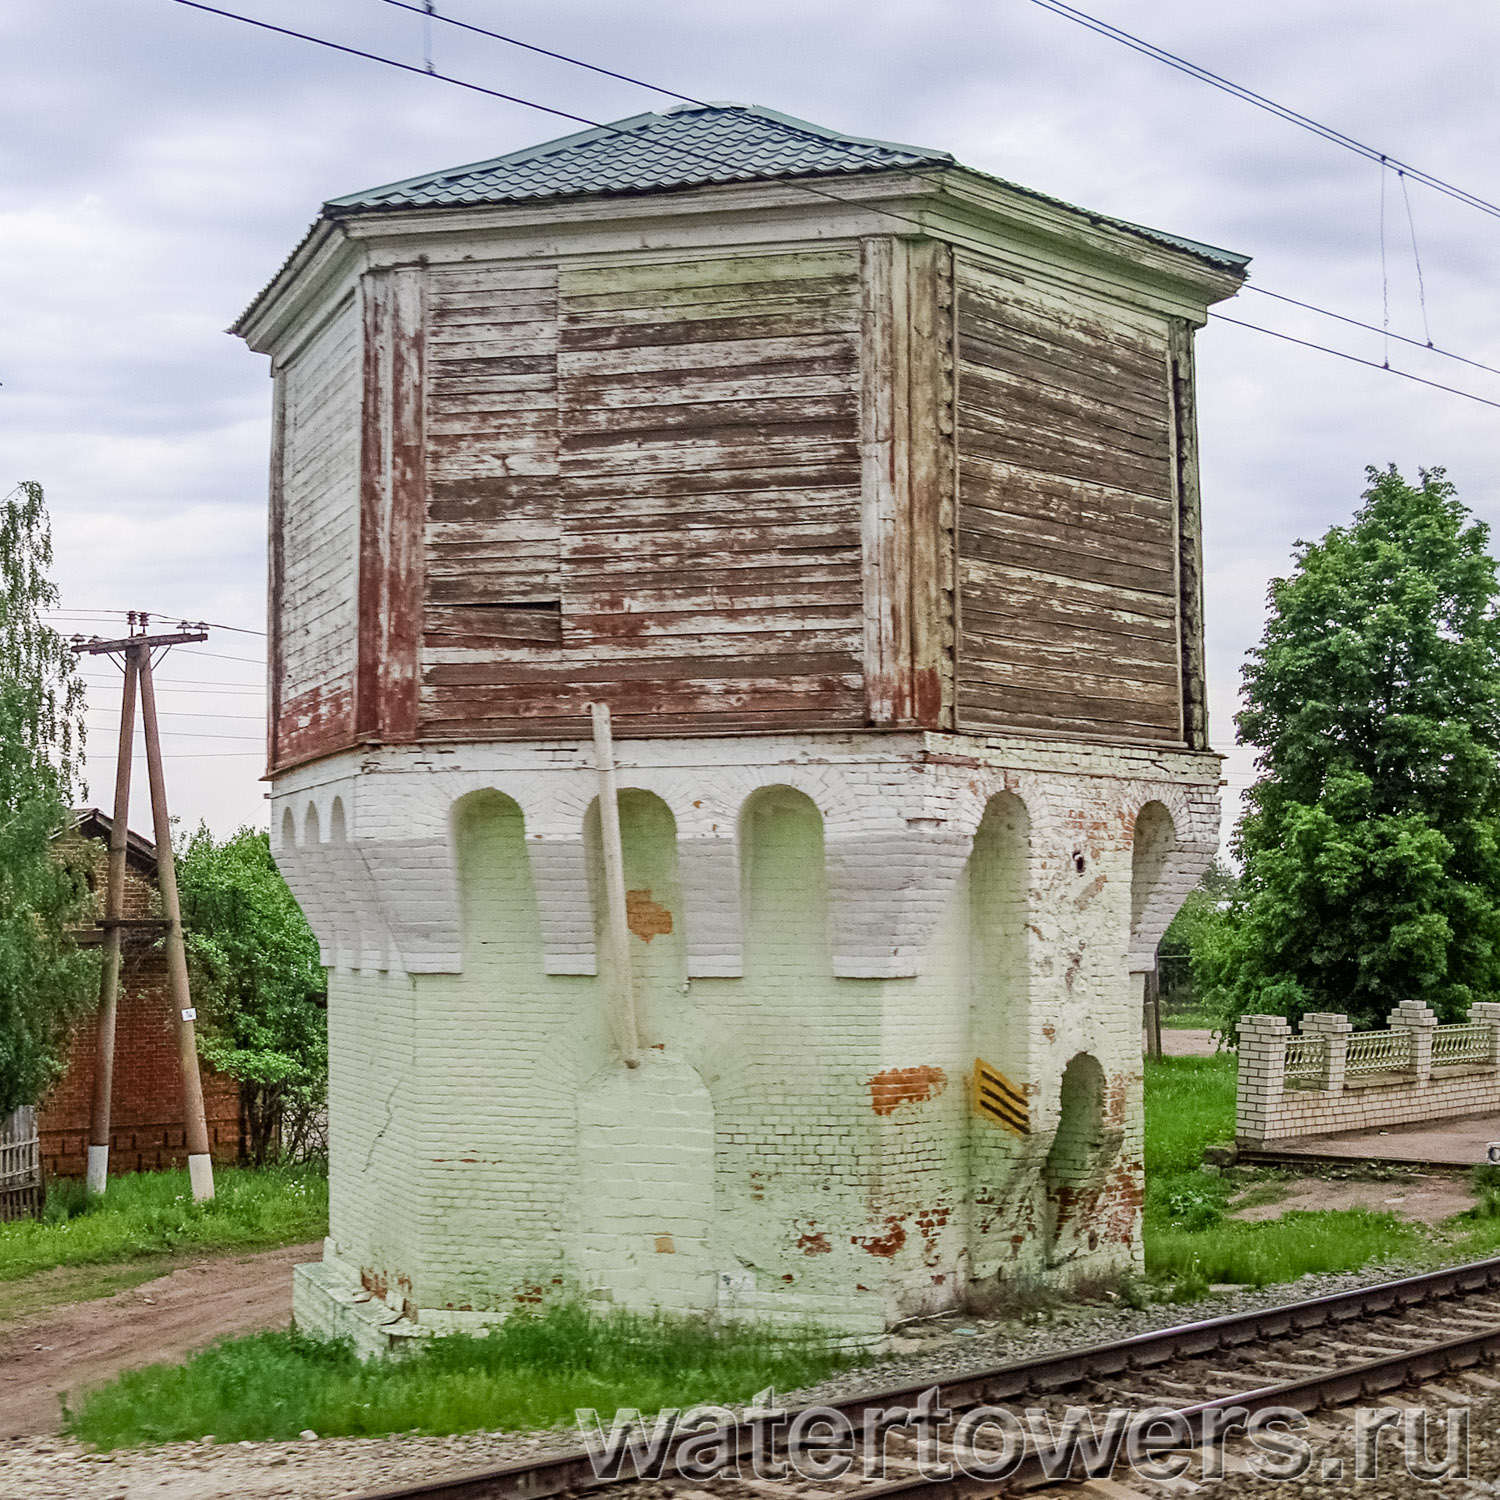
xmin=1124 ymin=788 xmax=1217 ymax=972
xmin=581 ymin=788 xmax=685 ymax=992
xmin=450 ymin=789 xmax=540 ymax=964
xmin=302 ymin=801 xmax=321 ymax=846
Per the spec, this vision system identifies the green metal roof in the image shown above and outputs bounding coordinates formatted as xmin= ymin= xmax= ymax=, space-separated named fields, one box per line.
xmin=326 ymin=103 xmax=955 ymax=214
xmin=322 ymin=103 xmax=1248 ymax=274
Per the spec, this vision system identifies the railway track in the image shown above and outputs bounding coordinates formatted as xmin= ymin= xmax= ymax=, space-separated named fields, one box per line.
xmin=359 ymin=1256 xmax=1500 ymax=1499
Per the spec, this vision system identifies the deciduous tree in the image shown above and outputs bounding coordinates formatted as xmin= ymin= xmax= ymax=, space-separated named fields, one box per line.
xmin=1203 ymin=466 xmax=1500 ymax=1030
xmin=0 ymin=482 xmax=93 ymax=1113
xmin=178 ymin=825 xmax=327 ymax=1162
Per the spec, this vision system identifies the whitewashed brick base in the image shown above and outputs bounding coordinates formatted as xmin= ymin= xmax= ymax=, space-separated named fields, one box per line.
xmin=274 ymin=730 xmax=1218 ymax=1338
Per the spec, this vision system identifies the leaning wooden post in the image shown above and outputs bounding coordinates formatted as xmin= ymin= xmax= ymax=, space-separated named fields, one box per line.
xmin=138 ymin=646 xmax=216 ymax=1199
xmin=86 ymin=647 xmax=140 ymax=1195
xmin=591 ymin=702 xmax=639 ymax=1068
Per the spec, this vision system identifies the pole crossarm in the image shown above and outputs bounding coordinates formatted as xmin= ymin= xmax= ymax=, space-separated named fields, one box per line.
xmin=71 ymin=629 xmax=208 ymax=655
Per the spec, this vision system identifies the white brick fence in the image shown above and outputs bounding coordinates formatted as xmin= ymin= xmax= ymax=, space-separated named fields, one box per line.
xmin=1236 ymin=1002 xmax=1500 ymax=1146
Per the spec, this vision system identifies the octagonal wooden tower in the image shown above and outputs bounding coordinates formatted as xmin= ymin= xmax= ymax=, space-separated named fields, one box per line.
xmin=236 ymin=104 xmax=1247 ymax=1341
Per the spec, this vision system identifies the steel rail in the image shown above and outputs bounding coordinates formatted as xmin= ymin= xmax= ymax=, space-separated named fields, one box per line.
xmin=355 ymin=1254 xmax=1500 ymax=1499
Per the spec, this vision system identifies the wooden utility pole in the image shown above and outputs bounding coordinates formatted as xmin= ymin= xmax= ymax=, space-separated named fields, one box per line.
xmin=85 ymin=649 xmax=139 ymax=1194
xmin=1144 ymin=963 xmax=1164 ymax=1061
xmin=73 ymin=615 xmax=216 ymax=1200
xmin=591 ymin=703 xmax=639 ymax=1068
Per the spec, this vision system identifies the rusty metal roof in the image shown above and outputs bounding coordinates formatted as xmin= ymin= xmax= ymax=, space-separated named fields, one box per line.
xmin=325 ymin=103 xmax=954 ymax=214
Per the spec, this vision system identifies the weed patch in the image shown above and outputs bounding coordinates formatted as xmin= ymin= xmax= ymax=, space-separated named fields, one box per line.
xmin=0 ymin=1165 xmax=327 ymax=1281
xmin=1142 ymin=1055 xmax=1426 ymax=1294
xmin=65 ymin=1302 xmax=860 ymax=1449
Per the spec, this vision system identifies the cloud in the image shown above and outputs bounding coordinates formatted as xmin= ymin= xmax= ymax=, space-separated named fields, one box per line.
xmin=5 ymin=0 xmax=1498 ymax=839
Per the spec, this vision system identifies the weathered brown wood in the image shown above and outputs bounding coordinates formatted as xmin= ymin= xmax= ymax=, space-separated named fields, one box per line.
xmin=355 ymin=266 xmax=427 ymax=744
xmin=266 ymin=375 xmax=287 ymax=772
xmin=905 ymin=239 xmax=948 ymax=727
xmin=385 ymin=266 xmax=426 ymax=742
xmin=1169 ymin=317 xmax=1209 ymax=750
xmin=551 ymin=249 xmax=865 ymax=735
xmin=859 ymin=236 xmax=908 ymax=725
xmin=953 ymin=250 xmax=1185 ymax=744
xmin=355 ymin=272 xmax=389 ymax=741
xmin=421 ymin=262 xmax=561 ymax=702
xmin=273 ymin=296 xmax=361 ymax=770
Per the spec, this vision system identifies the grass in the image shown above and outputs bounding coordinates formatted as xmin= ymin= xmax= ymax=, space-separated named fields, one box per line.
xmin=65 ymin=1300 xmax=862 ymax=1449
xmin=0 ymin=1164 xmax=327 ymax=1282
xmin=1141 ymin=1054 xmax=1425 ymax=1295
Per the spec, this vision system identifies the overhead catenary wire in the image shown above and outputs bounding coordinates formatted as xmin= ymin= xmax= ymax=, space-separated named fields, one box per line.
xmin=1024 ymin=0 xmax=1500 ymax=224
xmin=379 ymin=0 xmax=703 ymax=106
xmin=169 ymin=2 xmax=1500 ymax=413
xmin=1242 ymin=287 xmax=1500 ymax=380
xmin=1398 ymin=171 xmax=1434 ymax=348
xmin=1209 ymin=312 xmax=1500 ymax=411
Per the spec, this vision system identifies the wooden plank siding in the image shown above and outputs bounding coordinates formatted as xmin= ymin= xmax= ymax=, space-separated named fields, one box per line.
xmin=418 ymin=248 xmax=869 ymax=739
xmin=272 ymin=297 xmax=363 ymax=767
xmin=953 ymin=255 xmax=1186 ymax=743
xmin=420 ymin=263 xmax=563 ymax=731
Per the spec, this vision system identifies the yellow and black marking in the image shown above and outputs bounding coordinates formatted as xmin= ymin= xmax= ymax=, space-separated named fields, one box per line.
xmin=973 ymin=1059 xmax=1029 ymax=1135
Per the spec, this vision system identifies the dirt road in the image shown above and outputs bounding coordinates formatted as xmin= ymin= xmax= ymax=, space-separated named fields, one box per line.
xmin=0 ymin=1241 xmax=320 ymax=1438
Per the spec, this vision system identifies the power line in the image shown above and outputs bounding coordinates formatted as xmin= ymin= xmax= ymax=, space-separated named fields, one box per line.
xmin=47 ymin=608 xmax=266 ymax=637
xmin=1209 ymin=312 xmax=1500 ymax=411
xmin=173 ymin=0 xmax=1500 ymax=414
xmin=380 ymin=0 xmax=702 ymax=106
xmin=88 ymin=708 xmax=265 ymax=721
xmin=170 ymin=1 xmax=960 ymax=241
xmin=89 ymin=729 xmax=265 ymax=741
xmin=88 ymin=750 xmax=263 ymax=759
xmin=1025 ymin=0 xmax=1500 ymax=223
xmin=1243 ymin=287 xmax=1500 ymax=380
xmin=81 ymin=678 xmax=265 ymax=694
xmin=172 ymin=0 xmax=606 ymax=129
xmin=178 ymin=649 xmax=265 ymax=665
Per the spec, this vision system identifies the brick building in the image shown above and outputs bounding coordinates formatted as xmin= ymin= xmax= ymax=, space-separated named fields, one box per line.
xmin=38 ymin=810 xmax=240 ymax=1178
xmin=234 ymin=105 xmax=1247 ymax=1341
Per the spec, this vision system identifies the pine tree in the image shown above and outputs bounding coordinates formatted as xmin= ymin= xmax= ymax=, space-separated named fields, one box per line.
xmin=1205 ymin=465 xmax=1500 ymax=1030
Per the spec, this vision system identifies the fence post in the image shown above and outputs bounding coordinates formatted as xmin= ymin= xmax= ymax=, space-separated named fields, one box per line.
xmin=1236 ymin=1014 xmax=1291 ymax=1147
xmin=1470 ymin=1002 xmax=1500 ymax=1070
xmin=1388 ymin=1000 xmax=1437 ymax=1085
xmin=1299 ymin=1013 xmax=1351 ymax=1095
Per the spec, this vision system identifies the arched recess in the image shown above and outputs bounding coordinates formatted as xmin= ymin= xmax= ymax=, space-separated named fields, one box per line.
xmin=968 ymin=792 xmax=1031 ymax=1068
xmin=1043 ymin=1052 xmax=1122 ymax=1262
xmin=303 ymin=802 xmax=321 ymax=846
xmin=281 ymin=807 xmax=297 ymax=850
xmin=325 ymin=797 xmax=360 ymax=970
xmin=1129 ymin=801 xmax=1177 ymax=968
xmin=965 ymin=792 xmax=1033 ymax=1282
xmin=451 ymin=790 xmax=543 ymax=968
xmin=738 ymin=785 xmax=828 ymax=975
xmin=584 ymin=789 xmax=685 ymax=1044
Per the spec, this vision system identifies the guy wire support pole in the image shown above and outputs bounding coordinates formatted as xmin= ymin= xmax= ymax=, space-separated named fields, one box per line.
xmin=74 ymin=614 xmax=217 ymax=1200
xmin=591 ymin=702 xmax=639 ymax=1067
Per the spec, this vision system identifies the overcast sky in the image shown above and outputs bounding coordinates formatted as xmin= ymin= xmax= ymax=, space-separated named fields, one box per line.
xmin=4 ymin=0 xmax=1498 ymax=842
